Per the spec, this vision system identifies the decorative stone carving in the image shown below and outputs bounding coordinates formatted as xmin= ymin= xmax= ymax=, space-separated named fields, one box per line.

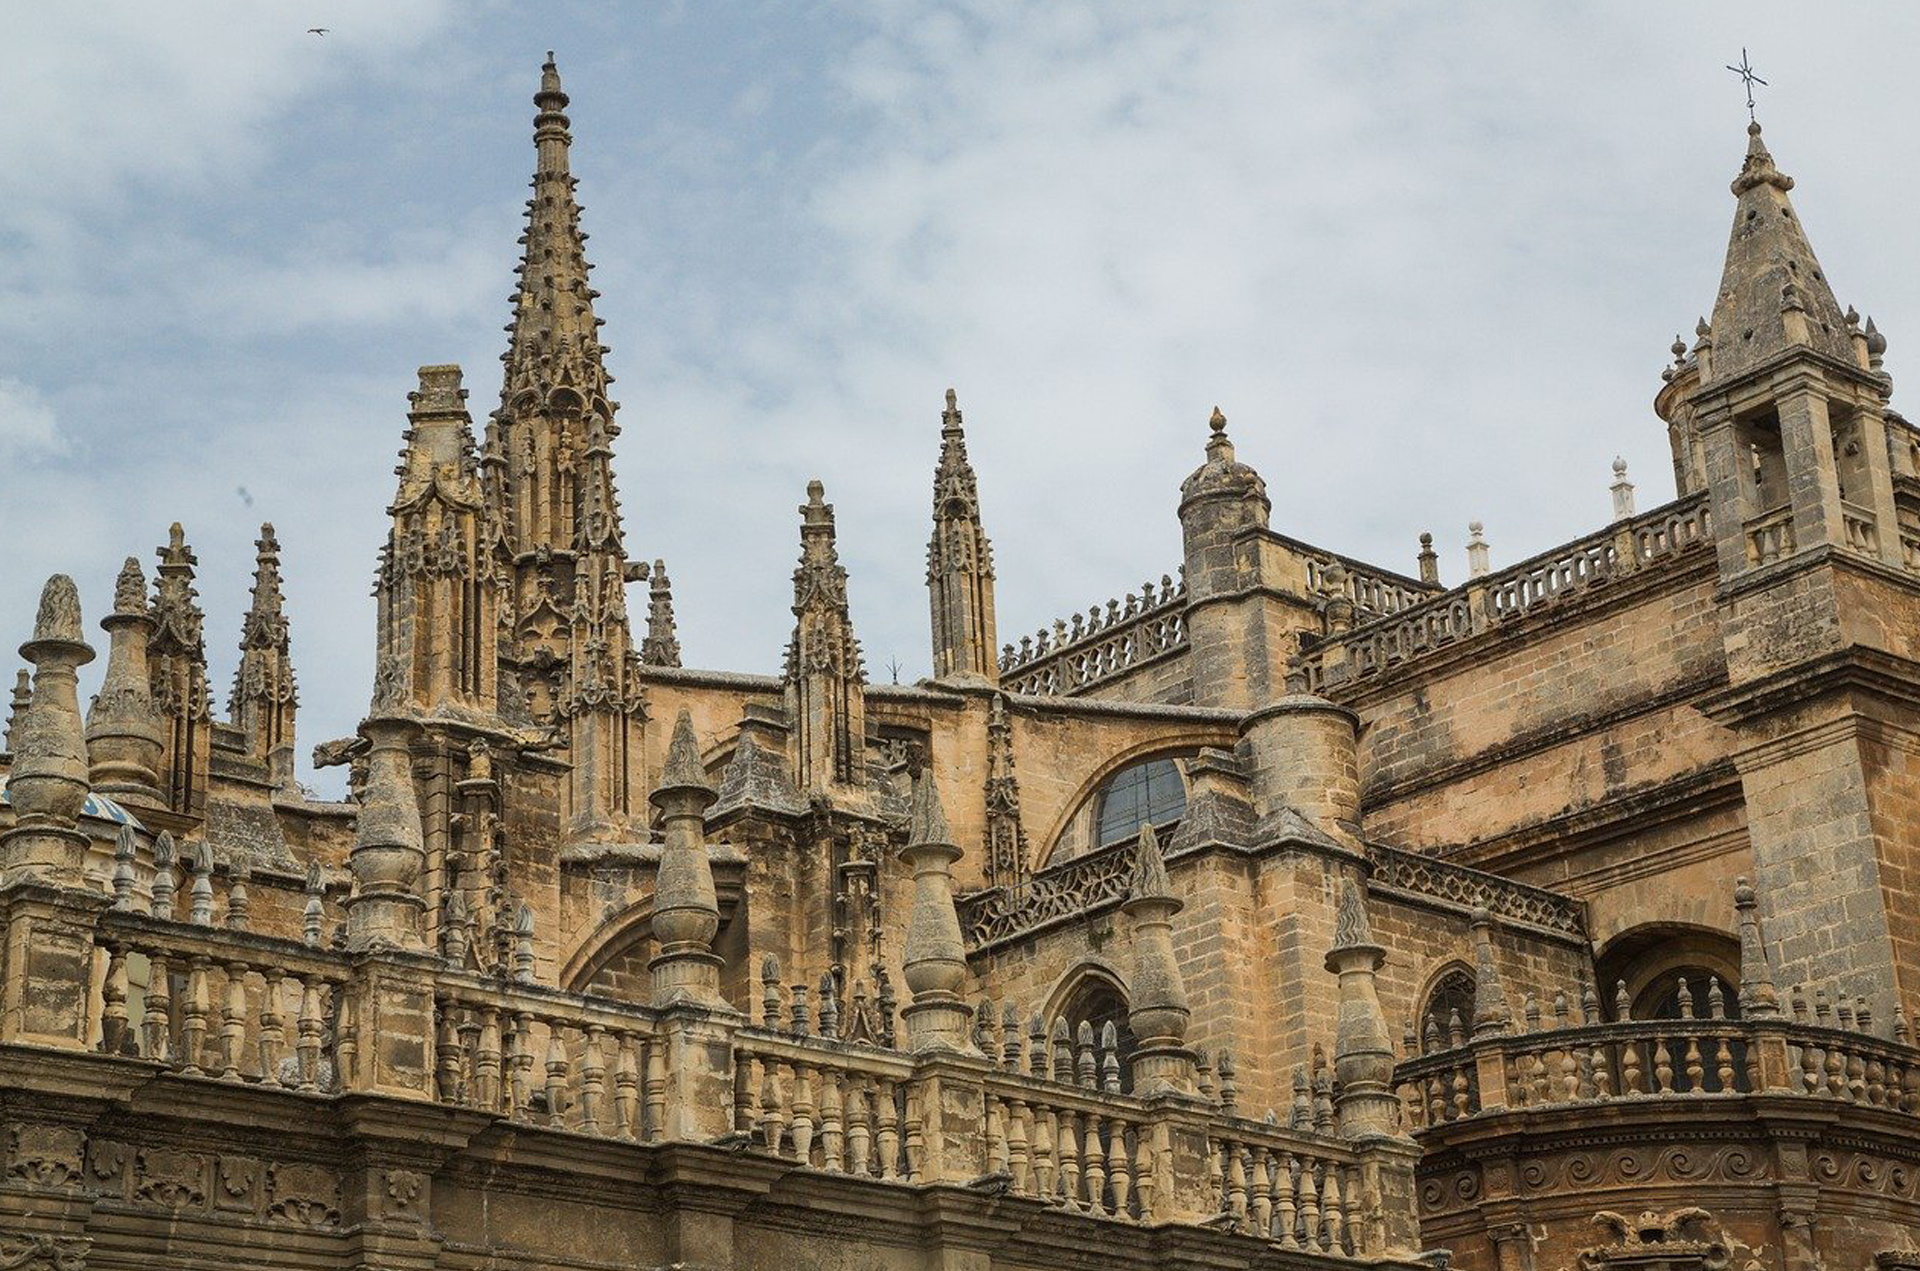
xmin=1579 ymin=1208 xmax=1728 ymax=1271
xmin=0 ymin=1234 xmax=90 ymax=1271
xmin=134 ymin=1147 xmax=207 ymax=1210
xmin=216 ymin=1154 xmax=260 ymax=1211
xmin=266 ymin=1161 xmax=340 ymax=1227
xmin=7 ymin=1124 xmax=83 ymax=1190
xmin=383 ymin=1167 xmax=424 ymax=1222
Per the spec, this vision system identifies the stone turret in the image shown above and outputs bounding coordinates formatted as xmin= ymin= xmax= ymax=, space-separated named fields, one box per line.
xmin=378 ymin=366 xmax=502 ymax=718
xmin=898 ymin=773 xmax=974 ymax=1053
xmin=86 ymin=556 xmax=164 ymax=804
xmin=230 ymin=524 xmax=299 ymax=788
xmin=1123 ymin=821 xmax=1194 ymax=1094
xmin=3 ymin=577 xmax=96 ymax=883
xmin=1178 ymin=407 xmax=1275 ymax=708
xmin=926 ymin=388 xmax=998 ymax=685
xmin=784 ymin=480 xmax=866 ymax=794
xmin=149 ymin=522 xmax=211 ymax=816
xmin=649 ymin=710 xmax=721 ymax=1004
xmin=1237 ymin=688 xmax=1361 ymax=845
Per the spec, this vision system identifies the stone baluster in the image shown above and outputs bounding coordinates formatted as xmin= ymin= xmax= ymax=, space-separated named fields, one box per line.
xmin=580 ymin=1025 xmax=606 ymax=1135
xmin=225 ymin=860 xmax=251 ymax=932
xmin=219 ymin=961 xmax=248 ymax=1079
xmin=111 ymin=825 xmax=137 ymax=911
xmin=302 ymin=862 xmax=325 ymax=947
xmin=613 ymin=1030 xmax=640 ymax=1138
xmin=759 ymin=1058 xmax=787 ymax=1156
xmin=188 ymin=841 xmax=215 ymax=925
xmin=99 ymin=942 xmax=130 ymax=1055
xmin=151 ymin=833 xmax=178 ymax=918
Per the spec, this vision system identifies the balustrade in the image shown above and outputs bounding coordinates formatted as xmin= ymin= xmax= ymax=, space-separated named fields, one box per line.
xmin=1746 ymin=503 xmax=1795 ymax=565
xmin=94 ymin=909 xmax=351 ymax=1090
xmin=1395 ymin=991 xmax=1920 ymax=1130
xmin=1297 ymin=495 xmax=1712 ymax=692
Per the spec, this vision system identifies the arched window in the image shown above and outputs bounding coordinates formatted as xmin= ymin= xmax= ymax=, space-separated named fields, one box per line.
xmin=1057 ymin=975 xmax=1137 ymax=1092
xmin=1639 ymin=967 xmax=1747 ymax=1093
xmin=1094 ymin=758 xmax=1186 ymax=848
xmin=1421 ymin=967 xmax=1476 ymax=1053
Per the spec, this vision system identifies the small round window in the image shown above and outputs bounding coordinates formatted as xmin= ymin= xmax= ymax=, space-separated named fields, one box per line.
xmin=1094 ymin=758 xmax=1186 ymax=848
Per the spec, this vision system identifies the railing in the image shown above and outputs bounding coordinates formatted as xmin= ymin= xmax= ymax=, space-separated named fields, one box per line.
xmin=1211 ymin=1117 xmax=1363 ymax=1255
xmin=999 ymin=573 xmax=1188 ymax=697
xmin=1395 ymin=989 xmax=1920 ymax=1131
xmin=1303 ymin=554 xmax=1431 ymax=620
xmin=96 ymin=909 xmax=351 ymax=1089
xmin=1842 ymin=500 xmax=1881 ymax=555
xmin=1745 ymin=503 xmax=1795 ymax=565
xmin=1296 ymin=495 xmax=1712 ymax=693
xmin=432 ymin=975 xmax=668 ymax=1137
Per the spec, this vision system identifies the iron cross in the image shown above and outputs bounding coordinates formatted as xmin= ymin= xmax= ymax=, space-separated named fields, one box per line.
xmin=1726 ymin=48 xmax=1768 ymax=123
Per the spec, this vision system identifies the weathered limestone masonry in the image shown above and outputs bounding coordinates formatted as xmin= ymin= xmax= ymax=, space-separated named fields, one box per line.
xmin=4 ymin=58 xmax=1920 ymax=1271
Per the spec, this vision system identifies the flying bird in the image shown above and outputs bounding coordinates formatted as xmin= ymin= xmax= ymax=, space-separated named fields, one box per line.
xmin=307 ymin=27 xmax=328 ymax=36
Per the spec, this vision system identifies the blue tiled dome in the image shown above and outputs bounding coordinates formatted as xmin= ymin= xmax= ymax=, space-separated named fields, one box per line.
xmin=0 ymin=787 xmax=145 ymax=831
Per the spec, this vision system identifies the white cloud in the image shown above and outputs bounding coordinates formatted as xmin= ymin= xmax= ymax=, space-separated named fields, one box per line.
xmin=0 ymin=379 xmax=64 ymax=461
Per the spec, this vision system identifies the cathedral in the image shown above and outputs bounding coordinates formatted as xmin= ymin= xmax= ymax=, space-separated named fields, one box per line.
xmin=3 ymin=54 xmax=1920 ymax=1271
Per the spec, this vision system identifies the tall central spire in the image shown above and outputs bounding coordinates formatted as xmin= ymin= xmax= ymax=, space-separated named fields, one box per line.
xmin=926 ymin=388 xmax=998 ymax=684
xmin=479 ymin=54 xmax=644 ymax=841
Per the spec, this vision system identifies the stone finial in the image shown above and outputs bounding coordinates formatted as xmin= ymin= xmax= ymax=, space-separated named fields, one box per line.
xmin=1326 ymin=873 xmax=1397 ymax=1137
xmin=1465 ymin=523 xmax=1491 ymax=579
xmin=648 ymin=710 xmax=723 ymax=1005
xmin=513 ymin=902 xmax=536 ymax=982
xmin=898 ymin=774 xmax=974 ymax=1053
xmin=1123 ymin=821 xmax=1193 ymax=1094
xmin=150 ymin=832 xmax=177 ymax=917
xmin=1609 ymin=458 xmax=1636 ymax=522
xmin=3 ymin=576 xmax=97 ymax=883
xmin=1469 ymin=909 xmax=1512 ymax=1038
xmin=1732 ymin=875 xmax=1781 ymax=1019
xmin=1417 ymin=532 xmax=1440 ymax=587
xmin=88 ymin=556 xmax=164 ymax=802
xmin=302 ymin=861 xmax=325 ymax=948
xmin=111 ymin=824 xmax=137 ymax=911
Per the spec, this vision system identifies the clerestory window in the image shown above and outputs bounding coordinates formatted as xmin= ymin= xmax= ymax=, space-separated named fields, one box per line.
xmin=1093 ymin=758 xmax=1186 ymax=848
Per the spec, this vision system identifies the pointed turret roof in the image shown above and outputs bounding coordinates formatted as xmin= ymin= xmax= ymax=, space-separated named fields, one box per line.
xmin=932 ymin=388 xmax=983 ymax=520
xmin=1706 ymin=122 xmax=1855 ymax=383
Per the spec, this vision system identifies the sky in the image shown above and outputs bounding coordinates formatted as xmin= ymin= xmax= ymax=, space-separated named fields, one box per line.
xmin=5 ymin=2 xmax=1919 ymax=797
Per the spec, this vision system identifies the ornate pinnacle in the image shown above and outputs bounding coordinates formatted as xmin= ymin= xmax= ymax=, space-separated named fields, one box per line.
xmin=1126 ymin=820 xmax=1176 ymax=910
xmin=112 ymin=557 xmax=146 ymax=617
xmin=1330 ymin=873 xmax=1378 ymax=954
xmin=899 ymin=774 xmax=972 ymax=1053
xmin=640 ymin=559 xmax=681 ymax=667
xmin=653 ymin=708 xmax=715 ymax=803
xmin=29 ymin=575 xmax=86 ymax=651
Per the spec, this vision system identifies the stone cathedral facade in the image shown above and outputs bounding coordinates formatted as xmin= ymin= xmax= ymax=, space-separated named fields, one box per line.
xmin=4 ymin=57 xmax=1920 ymax=1271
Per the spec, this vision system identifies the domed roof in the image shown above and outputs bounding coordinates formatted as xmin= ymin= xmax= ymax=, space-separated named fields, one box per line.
xmin=1179 ymin=406 xmax=1269 ymax=510
xmin=0 ymin=786 xmax=144 ymax=830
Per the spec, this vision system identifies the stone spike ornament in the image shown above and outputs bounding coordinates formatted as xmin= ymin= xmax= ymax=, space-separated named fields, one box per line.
xmin=981 ymin=692 xmax=1030 ymax=889
xmin=344 ymin=654 xmax=427 ymax=951
xmin=647 ymin=709 xmax=722 ymax=1005
xmin=1732 ymin=875 xmax=1782 ymax=1019
xmin=3 ymin=668 xmax=29 ymax=760
xmin=1122 ymin=821 xmax=1194 ymax=1095
xmin=927 ymin=387 xmax=999 ymax=685
xmin=86 ymin=555 xmax=164 ymax=802
xmin=1325 ymin=873 xmax=1398 ymax=1138
xmin=898 ymin=773 xmax=975 ymax=1053
xmin=2 ymin=575 xmax=97 ymax=883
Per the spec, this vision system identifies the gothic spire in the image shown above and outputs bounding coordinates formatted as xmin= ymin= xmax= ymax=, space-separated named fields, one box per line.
xmin=1706 ymin=122 xmax=1855 ymax=384
xmin=785 ymin=480 xmax=866 ymax=792
xmin=231 ymin=524 xmax=298 ymax=786
xmin=927 ymin=388 xmax=998 ymax=684
xmin=149 ymin=522 xmax=211 ymax=815
xmin=640 ymin=558 xmax=681 ymax=667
